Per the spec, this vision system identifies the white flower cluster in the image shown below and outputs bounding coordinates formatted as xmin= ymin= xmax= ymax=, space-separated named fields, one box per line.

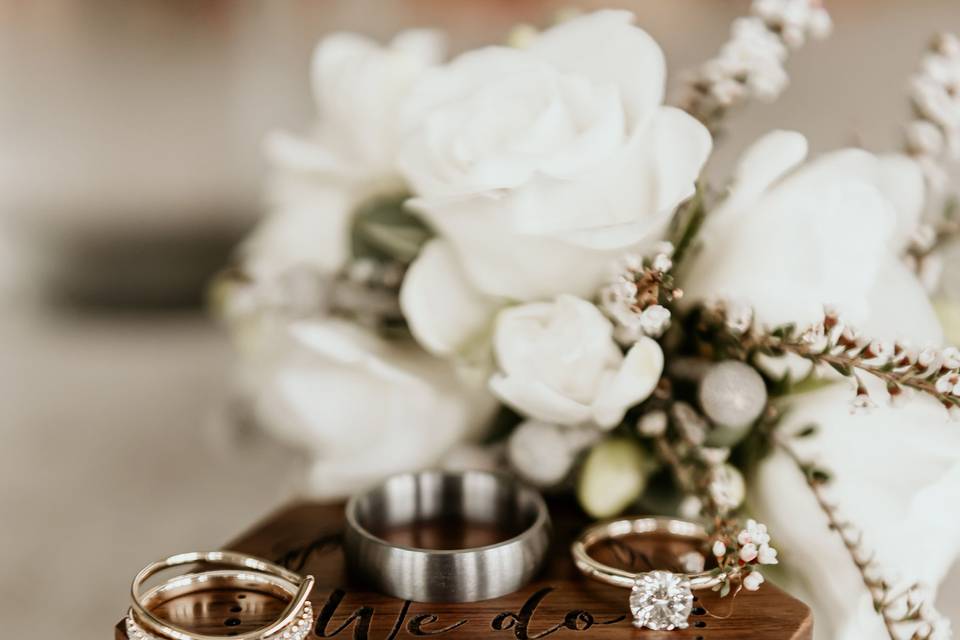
xmin=685 ymin=0 xmax=830 ymax=122
xmin=795 ymin=309 xmax=960 ymax=413
xmin=219 ymin=8 xmax=960 ymax=633
xmin=934 ymin=347 xmax=960 ymax=396
xmin=737 ymin=519 xmax=779 ymax=565
xmin=752 ymin=0 xmax=832 ymax=49
xmin=883 ymin=586 xmax=955 ymax=640
xmin=600 ymin=243 xmax=675 ymax=343
xmin=906 ymin=33 xmax=960 ymax=191
xmin=710 ymin=519 xmax=779 ymax=592
xmin=702 ymin=17 xmax=789 ymax=105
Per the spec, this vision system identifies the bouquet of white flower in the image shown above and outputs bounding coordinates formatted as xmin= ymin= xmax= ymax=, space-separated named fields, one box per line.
xmin=214 ymin=3 xmax=960 ymax=639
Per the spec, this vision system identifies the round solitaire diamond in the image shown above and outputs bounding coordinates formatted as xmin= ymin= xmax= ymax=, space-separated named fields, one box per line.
xmin=629 ymin=571 xmax=694 ymax=630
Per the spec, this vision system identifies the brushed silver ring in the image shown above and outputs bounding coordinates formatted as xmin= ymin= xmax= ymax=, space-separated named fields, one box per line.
xmin=344 ymin=470 xmax=551 ymax=603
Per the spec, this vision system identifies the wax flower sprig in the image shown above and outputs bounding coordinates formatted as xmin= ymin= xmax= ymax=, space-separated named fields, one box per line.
xmin=600 ymin=242 xmax=683 ymax=342
xmin=776 ymin=432 xmax=951 ymax=640
xmin=696 ymin=302 xmax=960 ymax=413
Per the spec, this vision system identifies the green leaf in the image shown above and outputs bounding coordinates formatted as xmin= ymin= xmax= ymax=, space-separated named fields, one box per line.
xmin=669 ymin=183 xmax=707 ymax=267
xmin=350 ymin=192 xmax=433 ymax=263
xmin=804 ymin=465 xmax=832 ymax=485
xmin=943 ymin=195 xmax=958 ymax=221
xmin=771 ymin=323 xmax=796 ymax=339
xmin=828 ymin=361 xmax=853 ymax=377
xmin=788 ymin=376 xmax=840 ymax=396
xmin=360 ymin=221 xmax=432 ymax=262
xmin=719 ymin=581 xmax=731 ymax=598
xmin=794 ymin=424 xmax=818 ymax=438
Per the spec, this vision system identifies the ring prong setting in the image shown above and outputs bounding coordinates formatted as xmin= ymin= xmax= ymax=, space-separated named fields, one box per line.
xmin=629 ymin=570 xmax=694 ymax=630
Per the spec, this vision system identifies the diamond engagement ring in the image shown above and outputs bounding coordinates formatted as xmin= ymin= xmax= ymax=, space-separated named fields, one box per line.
xmin=572 ymin=517 xmax=739 ymax=631
xmin=127 ymin=551 xmax=314 ymax=640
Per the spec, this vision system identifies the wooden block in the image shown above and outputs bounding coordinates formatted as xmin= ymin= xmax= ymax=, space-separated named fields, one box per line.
xmin=116 ymin=500 xmax=812 ymax=639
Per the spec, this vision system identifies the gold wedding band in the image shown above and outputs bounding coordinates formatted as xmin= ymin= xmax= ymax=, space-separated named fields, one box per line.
xmin=127 ymin=551 xmax=314 ymax=640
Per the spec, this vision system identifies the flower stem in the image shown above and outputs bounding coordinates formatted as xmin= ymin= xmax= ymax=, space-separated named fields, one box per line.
xmin=778 ymin=343 xmax=949 ymax=403
xmin=774 ymin=433 xmax=941 ymax=640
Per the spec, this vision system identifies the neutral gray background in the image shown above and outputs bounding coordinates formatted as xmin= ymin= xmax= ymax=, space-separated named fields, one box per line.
xmin=1 ymin=1 xmax=958 ymax=639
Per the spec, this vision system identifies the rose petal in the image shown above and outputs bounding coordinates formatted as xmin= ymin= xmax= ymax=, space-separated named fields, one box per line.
xmin=400 ymin=239 xmax=503 ymax=356
xmin=779 ymin=149 xmax=924 ymax=252
xmin=493 ymin=300 xmax=560 ymax=378
xmin=389 ymin=29 xmax=447 ymax=65
xmin=753 ymin=385 xmax=960 ymax=639
xmin=311 ymin=30 xmax=441 ymax=177
xmin=265 ymin=130 xmax=347 ymax=175
xmin=727 ymin=130 xmax=808 ymax=212
xmin=511 ymin=106 xmax=711 ymax=250
xmin=860 ymin=258 xmax=944 ymax=346
xmin=874 ymin=154 xmax=925 ymax=252
xmin=410 ymin=195 xmax=623 ymax=300
xmin=489 ymin=374 xmax=593 ymax=426
xmin=493 ymin=295 xmax=619 ymax=401
xmin=591 ymin=336 xmax=664 ymax=428
xmin=684 ymin=147 xmax=899 ymax=328
xmin=255 ymin=319 xmax=497 ymax=501
xmin=528 ymin=10 xmax=665 ymax=128
xmin=399 ymin=48 xmax=553 ymax=198
xmin=243 ymin=183 xmax=355 ymax=276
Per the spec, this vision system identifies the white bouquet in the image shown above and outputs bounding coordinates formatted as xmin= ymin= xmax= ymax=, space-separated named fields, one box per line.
xmin=214 ymin=3 xmax=960 ymax=638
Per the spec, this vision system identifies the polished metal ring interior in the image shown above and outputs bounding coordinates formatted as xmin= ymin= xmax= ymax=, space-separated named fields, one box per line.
xmin=344 ymin=470 xmax=551 ymax=603
xmin=127 ymin=551 xmax=315 ymax=640
xmin=572 ymin=517 xmax=739 ymax=631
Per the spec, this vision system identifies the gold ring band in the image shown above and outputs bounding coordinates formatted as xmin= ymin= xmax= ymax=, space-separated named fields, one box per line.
xmin=571 ymin=516 xmax=738 ymax=589
xmin=128 ymin=551 xmax=315 ymax=640
xmin=571 ymin=516 xmax=742 ymax=631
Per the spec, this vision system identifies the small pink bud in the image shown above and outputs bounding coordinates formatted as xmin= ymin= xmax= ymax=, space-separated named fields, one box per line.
xmin=739 ymin=543 xmax=758 ymax=563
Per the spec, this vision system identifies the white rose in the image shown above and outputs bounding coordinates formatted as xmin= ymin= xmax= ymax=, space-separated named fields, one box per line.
xmin=490 ymin=295 xmax=663 ymax=428
xmin=399 ymin=10 xmax=711 ymax=355
xmin=683 ymin=130 xmax=942 ymax=346
xmin=244 ymin=30 xmax=445 ymax=278
xmin=752 ymin=385 xmax=960 ymax=640
xmin=249 ymin=319 xmax=496 ymax=500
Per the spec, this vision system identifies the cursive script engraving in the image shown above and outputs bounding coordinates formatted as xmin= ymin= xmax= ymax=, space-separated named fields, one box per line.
xmin=314 ymin=589 xmax=380 ymax=640
xmin=314 ymin=590 xmax=466 ymax=640
xmin=273 ymin=530 xmax=343 ymax=572
xmin=408 ymin=614 xmax=469 ymax=636
xmin=310 ymin=587 xmax=625 ymax=640
xmin=491 ymin=588 xmax=625 ymax=640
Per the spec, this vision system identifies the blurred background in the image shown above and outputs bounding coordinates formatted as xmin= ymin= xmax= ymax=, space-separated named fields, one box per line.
xmin=1 ymin=1 xmax=958 ymax=638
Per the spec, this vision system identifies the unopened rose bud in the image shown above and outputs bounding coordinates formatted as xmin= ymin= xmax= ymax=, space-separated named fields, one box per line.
xmin=576 ymin=438 xmax=656 ymax=519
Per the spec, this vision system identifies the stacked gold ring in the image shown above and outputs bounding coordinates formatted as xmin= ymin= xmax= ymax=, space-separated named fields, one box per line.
xmin=127 ymin=551 xmax=314 ymax=640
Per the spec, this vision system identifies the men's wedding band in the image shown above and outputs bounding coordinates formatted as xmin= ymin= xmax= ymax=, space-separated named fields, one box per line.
xmin=127 ymin=551 xmax=315 ymax=640
xmin=344 ymin=470 xmax=551 ymax=602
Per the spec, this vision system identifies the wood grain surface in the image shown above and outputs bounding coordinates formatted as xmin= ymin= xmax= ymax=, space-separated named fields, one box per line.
xmin=115 ymin=500 xmax=812 ymax=640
